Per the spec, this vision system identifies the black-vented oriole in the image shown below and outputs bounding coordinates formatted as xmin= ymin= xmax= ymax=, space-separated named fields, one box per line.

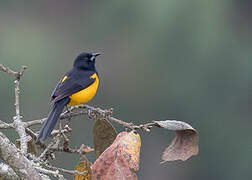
xmin=37 ymin=52 xmax=100 ymax=141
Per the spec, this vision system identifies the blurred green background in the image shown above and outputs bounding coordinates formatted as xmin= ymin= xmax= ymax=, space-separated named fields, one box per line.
xmin=0 ymin=0 xmax=250 ymax=179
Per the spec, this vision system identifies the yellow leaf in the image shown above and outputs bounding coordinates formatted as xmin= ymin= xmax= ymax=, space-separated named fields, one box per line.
xmin=74 ymin=161 xmax=92 ymax=180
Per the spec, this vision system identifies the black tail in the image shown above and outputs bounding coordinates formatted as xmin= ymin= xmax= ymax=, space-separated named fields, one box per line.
xmin=36 ymin=98 xmax=69 ymax=142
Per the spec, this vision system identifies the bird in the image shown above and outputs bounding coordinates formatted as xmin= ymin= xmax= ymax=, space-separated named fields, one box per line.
xmin=36 ymin=52 xmax=100 ymax=142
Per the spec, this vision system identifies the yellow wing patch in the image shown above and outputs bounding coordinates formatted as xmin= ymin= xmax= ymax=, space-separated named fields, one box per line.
xmin=67 ymin=73 xmax=99 ymax=107
xmin=90 ymin=73 xmax=96 ymax=79
xmin=61 ymin=76 xmax=68 ymax=83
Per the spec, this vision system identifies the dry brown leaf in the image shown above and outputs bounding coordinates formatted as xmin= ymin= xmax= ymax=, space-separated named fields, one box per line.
xmin=91 ymin=131 xmax=141 ymax=180
xmin=74 ymin=161 xmax=92 ymax=180
xmin=93 ymin=118 xmax=117 ymax=158
xmin=154 ymin=120 xmax=199 ymax=162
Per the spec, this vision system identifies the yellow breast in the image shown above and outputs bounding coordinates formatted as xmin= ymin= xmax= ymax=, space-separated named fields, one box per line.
xmin=67 ymin=73 xmax=99 ymax=106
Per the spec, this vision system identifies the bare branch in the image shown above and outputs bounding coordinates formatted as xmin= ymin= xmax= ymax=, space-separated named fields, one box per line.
xmin=83 ymin=104 xmax=156 ymax=132
xmin=0 ymin=132 xmax=42 ymax=179
xmin=26 ymin=104 xmax=155 ymax=133
xmin=35 ymin=166 xmax=65 ymax=179
xmin=0 ymin=64 xmax=28 ymax=154
xmin=18 ymin=65 xmax=27 ymax=80
xmin=26 ymin=118 xmax=47 ymax=127
xmin=39 ymin=141 xmax=56 ymax=160
xmin=25 ymin=127 xmax=38 ymax=139
xmin=0 ymin=64 xmax=27 ymax=80
xmin=13 ymin=81 xmax=28 ymax=154
xmin=0 ymin=163 xmax=19 ymax=180
xmin=45 ymin=164 xmax=85 ymax=176
xmin=0 ymin=64 xmax=18 ymax=77
xmin=0 ymin=120 xmax=13 ymax=129
xmin=50 ymin=128 xmax=72 ymax=137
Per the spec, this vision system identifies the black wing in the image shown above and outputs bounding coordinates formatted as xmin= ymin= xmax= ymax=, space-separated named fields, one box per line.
xmin=50 ymin=72 xmax=69 ymax=102
xmin=50 ymin=70 xmax=95 ymax=103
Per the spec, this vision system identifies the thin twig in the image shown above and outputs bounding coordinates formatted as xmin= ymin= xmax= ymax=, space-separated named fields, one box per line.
xmin=26 ymin=118 xmax=47 ymax=127
xmin=25 ymin=127 xmax=38 ymax=139
xmin=35 ymin=166 xmax=65 ymax=178
xmin=50 ymin=128 xmax=72 ymax=137
xmin=0 ymin=64 xmax=28 ymax=154
xmin=39 ymin=141 xmax=55 ymax=160
xmin=0 ymin=120 xmax=13 ymax=129
xmin=82 ymin=104 xmax=155 ymax=131
xmin=0 ymin=64 xmax=27 ymax=80
xmin=0 ymin=64 xmax=18 ymax=77
xmin=45 ymin=164 xmax=85 ymax=176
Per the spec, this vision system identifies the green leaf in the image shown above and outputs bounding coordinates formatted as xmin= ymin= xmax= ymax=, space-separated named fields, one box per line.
xmin=93 ymin=118 xmax=117 ymax=158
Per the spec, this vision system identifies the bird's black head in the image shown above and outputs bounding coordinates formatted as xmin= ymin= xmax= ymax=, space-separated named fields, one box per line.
xmin=73 ymin=52 xmax=100 ymax=70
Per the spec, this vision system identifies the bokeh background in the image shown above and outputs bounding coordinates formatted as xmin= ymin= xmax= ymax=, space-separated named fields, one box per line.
xmin=0 ymin=0 xmax=250 ymax=179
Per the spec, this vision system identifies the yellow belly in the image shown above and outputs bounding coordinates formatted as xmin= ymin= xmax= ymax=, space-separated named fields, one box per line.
xmin=67 ymin=73 xmax=99 ymax=106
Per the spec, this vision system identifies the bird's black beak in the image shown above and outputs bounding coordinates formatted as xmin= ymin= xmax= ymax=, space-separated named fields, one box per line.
xmin=92 ymin=53 xmax=100 ymax=57
xmin=90 ymin=53 xmax=100 ymax=61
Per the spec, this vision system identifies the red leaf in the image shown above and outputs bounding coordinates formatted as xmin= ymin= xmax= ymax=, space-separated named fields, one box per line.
xmin=91 ymin=131 xmax=141 ymax=180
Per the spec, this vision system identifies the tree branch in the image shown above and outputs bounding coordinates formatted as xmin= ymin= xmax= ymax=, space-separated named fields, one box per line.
xmin=0 ymin=120 xmax=14 ymax=129
xmin=35 ymin=166 xmax=65 ymax=179
xmin=45 ymin=164 xmax=85 ymax=176
xmin=0 ymin=64 xmax=28 ymax=154
xmin=24 ymin=104 xmax=156 ymax=133
xmin=0 ymin=64 xmax=27 ymax=80
xmin=0 ymin=132 xmax=42 ymax=179
xmin=0 ymin=163 xmax=19 ymax=180
xmin=13 ymin=80 xmax=28 ymax=154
